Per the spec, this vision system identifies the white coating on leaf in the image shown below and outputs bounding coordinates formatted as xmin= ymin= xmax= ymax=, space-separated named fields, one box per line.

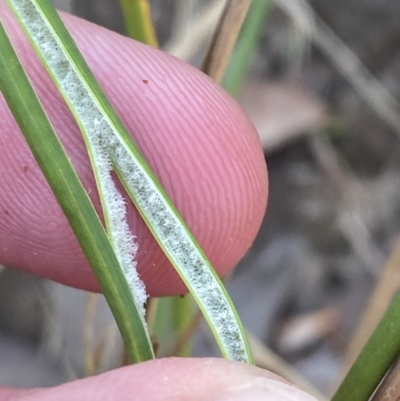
xmin=10 ymin=0 xmax=147 ymax=319
xmin=10 ymin=0 xmax=249 ymax=362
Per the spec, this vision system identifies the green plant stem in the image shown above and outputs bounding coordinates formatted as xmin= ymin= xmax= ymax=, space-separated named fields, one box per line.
xmin=222 ymin=0 xmax=273 ymax=97
xmin=171 ymin=296 xmax=193 ymax=356
xmin=332 ymin=292 xmax=400 ymax=401
xmin=0 ymin=21 xmax=154 ymax=363
xmin=6 ymin=0 xmax=253 ymax=363
xmin=153 ymin=296 xmax=194 ymax=357
xmin=119 ymin=0 xmax=158 ymax=47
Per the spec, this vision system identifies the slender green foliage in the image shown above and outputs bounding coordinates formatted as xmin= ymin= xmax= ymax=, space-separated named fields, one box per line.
xmin=332 ymin=292 xmax=400 ymax=401
xmin=119 ymin=0 xmax=158 ymax=47
xmin=222 ymin=0 xmax=273 ymax=96
xmin=170 ymin=296 xmax=193 ymax=357
xmin=119 ymin=5 xmax=192 ymax=358
xmin=153 ymin=296 xmax=194 ymax=357
xmin=6 ymin=0 xmax=253 ymax=362
xmin=0 ymin=21 xmax=154 ymax=363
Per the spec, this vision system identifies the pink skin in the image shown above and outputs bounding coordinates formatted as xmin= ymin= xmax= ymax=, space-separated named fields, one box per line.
xmin=0 ymin=3 xmax=315 ymax=401
xmin=0 ymin=2 xmax=267 ymax=296
xmin=0 ymin=358 xmax=318 ymax=401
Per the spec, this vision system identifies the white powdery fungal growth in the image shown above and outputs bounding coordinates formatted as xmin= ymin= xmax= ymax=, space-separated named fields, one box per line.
xmin=11 ymin=0 xmax=249 ymax=362
xmin=10 ymin=0 xmax=147 ymax=320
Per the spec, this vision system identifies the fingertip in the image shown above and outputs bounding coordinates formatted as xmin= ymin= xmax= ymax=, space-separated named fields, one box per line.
xmin=0 ymin=7 xmax=268 ymax=295
xmin=0 ymin=359 xmax=315 ymax=401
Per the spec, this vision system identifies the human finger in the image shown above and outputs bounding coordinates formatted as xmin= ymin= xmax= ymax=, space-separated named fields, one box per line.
xmin=0 ymin=358 xmax=315 ymax=401
xmin=0 ymin=3 xmax=268 ymax=295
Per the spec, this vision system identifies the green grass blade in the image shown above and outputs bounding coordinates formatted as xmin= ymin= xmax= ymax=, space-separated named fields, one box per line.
xmin=332 ymin=292 xmax=400 ymax=401
xmin=6 ymin=0 xmax=253 ymax=362
xmin=153 ymin=296 xmax=194 ymax=357
xmin=170 ymin=295 xmax=193 ymax=357
xmin=119 ymin=2 xmax=192 ymax=352
xmin=222 ymin=0 xmax=273 ymax=97
xmin=119 ymin=0 xmax=158 ymax=46
xmin=0 ymin=21 xmax=154 ymax=363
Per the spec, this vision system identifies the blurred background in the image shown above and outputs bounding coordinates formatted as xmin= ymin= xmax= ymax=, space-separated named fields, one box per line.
xmin=2 ymin=0 xmax=400 ymax=397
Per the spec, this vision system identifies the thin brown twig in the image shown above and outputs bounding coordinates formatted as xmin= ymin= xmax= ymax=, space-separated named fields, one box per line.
xmin=165 ymin=0 xmax=226 ymax=60
xmin=92 ymin=320 xmax=119 ymax=373
xmin=168 ymin=0 xmax=197 ymax=46
xmin=275 ymin=0 xmax=400 ymax=137
xmin=309 ymin=134 xmax=385 ymax=275
xmin=145 ymin=297 xmax=159 ymax=332
xmin=247 ymin=331 xmax=328 ymax=401
xmin=83 ymin=292 xmax=98 ymax=377
xmin=201 ymin=0 xmax=252 ymax=83
xmin=372 ymin=355 xmax=400 ymax=401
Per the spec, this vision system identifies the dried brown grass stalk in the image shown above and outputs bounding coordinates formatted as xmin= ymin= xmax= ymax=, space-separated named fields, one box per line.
xmin=247 ymin=331 xmax=328 ymax=401
xmin=372 ymin=355 xmax=400 ymax=401
xmin=275 ymin=0 xmax=400 ymax=137
xmin=165 ymin=0 xmax=226 ymax=60
xmin=83 ymin=292 xmax=98 ymax=376
xmin=201 ymin=0 xmax=252 ymax=83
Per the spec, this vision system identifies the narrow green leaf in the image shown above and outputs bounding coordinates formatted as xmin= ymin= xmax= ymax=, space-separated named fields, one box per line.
xmin=222 ymin=0 xmax=273 ymax=97
xmin=0 ymin=21 xmax=154 ymax=363
xmin=153 ymin=295 xmax=194 ymax=357
xmin=332 ymin=292 xmax=400 ymax=401
xmin=170 ymin=295 xmax=193 ymax=357
xmin=6 ymin=0 xmax=253 ymax=362
xmin=119 ymin=0 xmax=158 ymax=47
